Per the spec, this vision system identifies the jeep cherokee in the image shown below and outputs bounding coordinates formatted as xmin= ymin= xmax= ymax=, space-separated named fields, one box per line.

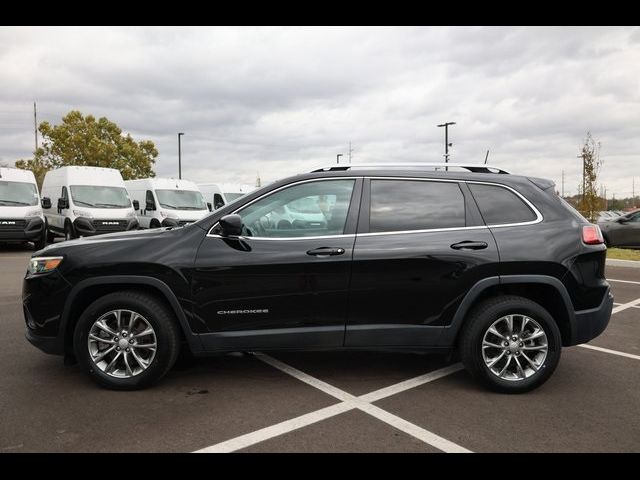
xmin=23 ymin=163 xmax=613 ymax=393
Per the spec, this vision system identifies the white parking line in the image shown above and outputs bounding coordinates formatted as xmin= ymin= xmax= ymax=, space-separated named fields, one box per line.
xmin=608 ymin=278 xmax=640 ymax=286
xmin=613 ymin=302 xmax=640 ymax=309
xmin=194 ymin=402 xmax=353 ymax=453
xmin=578 ymin=344 xmax=640 ymax=361
xmin=194 ymin=357 xmax=469 ymax=453
xmin=612 ymin=297 xmax=640 ymax=314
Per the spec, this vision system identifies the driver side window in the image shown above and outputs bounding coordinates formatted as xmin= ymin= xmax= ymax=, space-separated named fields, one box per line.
xmin=237 ymin=179 xmax=355 ymax=238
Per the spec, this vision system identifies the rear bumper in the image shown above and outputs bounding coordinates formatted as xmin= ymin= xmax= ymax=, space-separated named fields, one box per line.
xmin=0 ymin=217 xmax=44 ymax=242
xmin=569 ymin=286 xmax=613 ymax=345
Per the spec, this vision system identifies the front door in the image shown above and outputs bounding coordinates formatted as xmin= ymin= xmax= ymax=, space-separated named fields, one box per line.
xmin=345 ymin=178 xmax=500 ymax=347
xmin=192 ymin=178 xmax=362 ymax=351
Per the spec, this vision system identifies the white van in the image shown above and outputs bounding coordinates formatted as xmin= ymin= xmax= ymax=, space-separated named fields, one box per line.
xmin=41 ymin=166 xmax=138 ymax=241
xmin=197 ymin=183 xmax=256 ymax=210
xmin=0 ymin=167 xmax=46 ymax=249
xmin=125 ymin=177 xmax=209 ymax=228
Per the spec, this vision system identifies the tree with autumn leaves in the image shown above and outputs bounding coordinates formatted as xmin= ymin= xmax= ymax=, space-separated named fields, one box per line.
xmin=16 ymin=111 xmax=157 ymax=189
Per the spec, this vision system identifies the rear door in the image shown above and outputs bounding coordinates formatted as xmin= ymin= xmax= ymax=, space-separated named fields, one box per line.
xmin=345 ymin=177 xmax=499 ymax=347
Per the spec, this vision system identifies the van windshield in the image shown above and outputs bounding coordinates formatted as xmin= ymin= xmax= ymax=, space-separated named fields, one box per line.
xmin=156 ymin=189 xmax=207 ymax=210
xmin=224 ymin=192 xmax=245 ymax=202
xmin=0 ymin=181 xmax=38 ymax=206
xmin=70 ymin=185 xmax=131 ymax=208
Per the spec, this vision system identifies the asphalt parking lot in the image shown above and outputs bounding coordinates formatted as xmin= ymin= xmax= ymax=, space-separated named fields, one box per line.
xmin=1 ymin=245 xmax=639 ymax=452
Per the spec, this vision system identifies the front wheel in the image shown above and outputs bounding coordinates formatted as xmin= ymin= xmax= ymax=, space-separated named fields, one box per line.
xmin=73 ymin=291 xmax=181 ymax=390
xmin=460 ymin=295 xmax=562 ymax=393
xmin=64 ymin=222 xmax=76 ymax=241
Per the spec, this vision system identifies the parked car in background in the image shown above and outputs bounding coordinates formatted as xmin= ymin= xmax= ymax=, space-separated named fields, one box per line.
xmin=0 ymin=167 xmax=46 ymax=249
xmin=24 ymin=163 xmax=612 ymax=393
xmin=41 ymin=166 xmax=138 ymax=241
xmin=125 ymin=178 xmax=209 ymax=228
xmin=599 ymin=209 xmax=640 ymax=248
xmin=198 ymin=183 xmax=256 ymax=210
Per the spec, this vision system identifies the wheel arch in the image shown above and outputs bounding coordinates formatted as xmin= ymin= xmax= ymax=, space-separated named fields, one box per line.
xmin=61 ymin=276 xmax=203 ymax=356
xmin=440 ymin=275 xmax=576 ymax=347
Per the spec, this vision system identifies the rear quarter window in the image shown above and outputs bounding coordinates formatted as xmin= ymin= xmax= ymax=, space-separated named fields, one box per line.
xmin=469 ymin=183 xmax=537 ymax=225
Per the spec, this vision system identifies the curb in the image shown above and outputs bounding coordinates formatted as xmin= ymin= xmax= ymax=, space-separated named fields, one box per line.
xmin=606 ymin=258 xmax=640 ymax=268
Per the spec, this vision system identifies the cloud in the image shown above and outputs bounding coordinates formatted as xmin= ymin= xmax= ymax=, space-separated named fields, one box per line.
xmin=0 ymin=26 xmax=638 ymax=197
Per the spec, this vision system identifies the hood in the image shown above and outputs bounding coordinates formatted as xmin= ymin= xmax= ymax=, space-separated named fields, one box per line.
xmin=0 ymin=205 xmax=44 ymax=219
xmin=35 ymin=224 xmax=203 ymax=256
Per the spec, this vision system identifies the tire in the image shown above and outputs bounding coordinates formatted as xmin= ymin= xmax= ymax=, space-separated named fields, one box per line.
xmin=46 ymin=224 xmax=55 ymax=244
xmin=150 ymin=219 xmax=161 ymax=229
xmin=73 ymin=291 xmax=181 ymax=390
xmin=459 ymin=295 xmax=562 ymax=394
xmin=33 ymin=231 xmax=46 ymax=251
xmin=64 ymin=221 xmax=76 ymax=241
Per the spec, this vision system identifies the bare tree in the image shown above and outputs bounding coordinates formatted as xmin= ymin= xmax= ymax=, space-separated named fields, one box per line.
xmin=578 ymin=132 xmax=602 ymax=222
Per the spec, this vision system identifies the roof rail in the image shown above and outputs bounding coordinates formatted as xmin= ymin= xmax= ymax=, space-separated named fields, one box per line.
xmin=310 ymin=163 xmax=511 ymax=174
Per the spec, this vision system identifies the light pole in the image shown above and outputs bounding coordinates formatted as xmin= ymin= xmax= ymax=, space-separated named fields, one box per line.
xmin=336 ymin=153 xmax=343 ymax=164
xmin=437 ymin=121 xmax=456 ymax=171
xmin=178 ymin=132 xmax=184 ymax=179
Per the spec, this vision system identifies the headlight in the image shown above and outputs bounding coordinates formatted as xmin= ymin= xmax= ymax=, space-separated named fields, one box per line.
xmin=28 ymin=256 xmax=63 ymax=275
xmin=73 ymin=209 xmax=93 ymax=218
xmin=26 ymin=208 xmax=43 ymax=217
xmin=160 ymin=210 xmax=178 ymax=219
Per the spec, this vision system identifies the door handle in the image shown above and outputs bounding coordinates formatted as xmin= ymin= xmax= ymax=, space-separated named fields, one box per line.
xmin=450 ymin=241 xmax=488 ymax=250
xmin=306 ymin=247 xmax=345 ymax=256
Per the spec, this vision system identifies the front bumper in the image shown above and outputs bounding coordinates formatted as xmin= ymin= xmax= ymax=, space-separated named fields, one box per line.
xmin=23 ymin=270 xmax=71 ymax=356
xmin=0 ymin=216 xmax=44 ymax=242
xmin=73 ymin=217 xmax=138 ymax=236
xmin=570 ymin=286 xmax=614 ymax=345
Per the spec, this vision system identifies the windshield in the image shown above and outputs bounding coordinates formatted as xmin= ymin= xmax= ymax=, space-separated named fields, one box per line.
xmin=70 ymin=185 xmax=131 ymax=208
xmin=0 ymin=181 xmax=38 ymax=206
xmin=156 ymin=189 xmax=207 ymax=210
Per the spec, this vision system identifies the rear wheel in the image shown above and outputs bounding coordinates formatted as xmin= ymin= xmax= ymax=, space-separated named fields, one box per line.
xmin=150 ymin=219 xmax=161 ymax=229
xmin=73 ymin=291 xmax=181 ymax=390
xmin=460 ymin=295 xmax=562 ymax=393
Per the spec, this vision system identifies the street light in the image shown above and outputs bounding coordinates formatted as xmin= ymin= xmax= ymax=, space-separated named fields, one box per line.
xmin=437 ymin=122 xmax=456 ymax=171
xmin=336 ymin=153 xmax=343 ymax=164
xmin=178 ymin=132 xmax=185 ymax=179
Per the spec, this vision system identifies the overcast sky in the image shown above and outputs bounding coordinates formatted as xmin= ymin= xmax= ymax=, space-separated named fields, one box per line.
xmin=1 ymin=26 xmax=639 ymax=197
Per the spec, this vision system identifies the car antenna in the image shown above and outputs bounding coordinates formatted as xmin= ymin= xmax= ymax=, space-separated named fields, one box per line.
xmin=484 ymin=150 xmax=490 ymax=164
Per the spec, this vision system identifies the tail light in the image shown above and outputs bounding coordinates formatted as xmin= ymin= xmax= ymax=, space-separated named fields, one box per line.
xmin=582 ymin=224 xmax=604 ymax=245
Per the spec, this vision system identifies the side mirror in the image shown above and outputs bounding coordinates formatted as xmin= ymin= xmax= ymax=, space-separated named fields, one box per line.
xmin=146 ymin=200 xmax=156 ymax=211
xmin=219 ymin=214 xmax=243 ymax=237
xmin=41 ymin=197 xmax=51 ymax=209
xmin=132 ymin=200 xmax=140 ymax=210
xmin=617 ymin=217 xmax=629 ymax=224
xmin=57 ymin=197 xmax=69 ymax=210
xmin=207 ymin=202 xmax=212 ymax=212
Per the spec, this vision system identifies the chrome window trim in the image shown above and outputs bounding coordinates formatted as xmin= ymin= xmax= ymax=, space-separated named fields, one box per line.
xmin=464 ymin=179 xmax=543 ymax=228
xmin=207 ymin=233 xmax=356 ymax=241
xmin=206 ymin=175 xmax=543 ymax=240
xmin=206 ymin=177 xmax=359 ymax=240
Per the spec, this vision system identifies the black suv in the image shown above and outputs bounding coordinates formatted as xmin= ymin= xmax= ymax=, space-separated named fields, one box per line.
xmin=23 ymin=164 xmax=613 ymax=393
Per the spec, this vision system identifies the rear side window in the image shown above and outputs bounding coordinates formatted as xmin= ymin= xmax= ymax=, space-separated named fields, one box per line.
xmin=369 ymin=180 xmax=465 ymax=232
xmin=469 ymin=183 xmax=537 ymax=225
